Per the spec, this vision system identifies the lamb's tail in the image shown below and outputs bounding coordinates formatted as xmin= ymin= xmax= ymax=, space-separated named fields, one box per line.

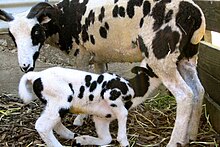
xmin=18 ymin=72 xmax=38 ymax=104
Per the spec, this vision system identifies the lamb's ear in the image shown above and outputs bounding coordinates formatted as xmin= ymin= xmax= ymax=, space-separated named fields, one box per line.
xmin=0 ymin=9 xmax=14 ymax=22
xmin=131 ymin=66 xmax=148 ymax=74
xmin=27 ymin=2 xmax=57 ymax=24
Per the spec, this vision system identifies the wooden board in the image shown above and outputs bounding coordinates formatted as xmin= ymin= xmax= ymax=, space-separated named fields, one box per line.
xmin=198 ymin=41 xmax=220 ymax=104
xmin=198 ymin=41 xmax=220 ymax=133
xmin=204 ymin=94 xmax=220 ymax=133
xmin=194 ymin=1 xmax=220 ymax=33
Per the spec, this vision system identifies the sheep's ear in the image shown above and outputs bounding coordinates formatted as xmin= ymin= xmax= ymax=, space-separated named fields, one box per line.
xmin=27 ymin=2 xmax=57 ymax=24
xmin=39 ymin=16 xmax=51 ymax=24
xmin=0 ymin=9 xmax=14 ymax=22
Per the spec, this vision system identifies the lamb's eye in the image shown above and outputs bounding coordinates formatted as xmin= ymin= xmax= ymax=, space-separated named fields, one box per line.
xmin=34 ymin=31 xmax=39 ymax=35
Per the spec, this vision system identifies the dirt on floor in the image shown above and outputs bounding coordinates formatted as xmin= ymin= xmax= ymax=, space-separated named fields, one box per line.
xmin=0 ymin=93 xmax=219 ymax=147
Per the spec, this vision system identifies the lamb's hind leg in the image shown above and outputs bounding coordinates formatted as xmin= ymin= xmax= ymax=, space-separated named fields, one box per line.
xmin=158 ymin=68 xmax=194 ymax=146
xmin=54 ymin=121 xmax=76 ymax=139
xmin=74 ymin=116 xmax=112 ymax=146
xmin=178 ymin=58 xmax=205 ymax=140
xmin=35 ymin=109 xmax=63 ymax=147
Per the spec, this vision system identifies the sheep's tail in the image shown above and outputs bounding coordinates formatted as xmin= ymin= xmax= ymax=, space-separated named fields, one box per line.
xmin=18 ymin=72 xmax=38 ymax=104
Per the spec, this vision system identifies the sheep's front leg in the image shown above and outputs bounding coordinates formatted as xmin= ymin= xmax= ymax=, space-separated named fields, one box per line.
xmin=178 ymin=58 xmax=205 ymax=140
xmin=94 ymin=63 xmax=106 ymax=73
xmin=73 ymin=116 xmax=112 ymax=146
xmin=159 ymin=69 xmax=193 ymax=147
xmin=35 ymin=110 xmax=62 ymax=147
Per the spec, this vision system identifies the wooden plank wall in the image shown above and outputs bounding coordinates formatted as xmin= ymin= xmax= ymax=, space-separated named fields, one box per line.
xmin=197 ymin=42 xmax=220 ymax=133
xmin=194 ymin=1 xmax=220 ymax=33
xmin=194 ymin=1 xmax=220 ymax=133
xmin=198 ymin=42 xmax=220 ymax=105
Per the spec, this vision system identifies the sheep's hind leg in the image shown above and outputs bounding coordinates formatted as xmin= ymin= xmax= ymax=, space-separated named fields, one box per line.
xmin=73 ymin=116 xmax=112 ymax=146
xmin=178 ymin=58 xmax=205 ymax=140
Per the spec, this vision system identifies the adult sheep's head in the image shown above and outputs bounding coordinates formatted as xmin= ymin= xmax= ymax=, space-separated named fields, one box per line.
xmin=0 ymin=2 xmax=59 ymax=72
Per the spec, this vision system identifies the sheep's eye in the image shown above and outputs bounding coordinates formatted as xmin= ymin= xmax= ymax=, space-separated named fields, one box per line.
xmin=31 ymin=24 xmax=46 ymax=46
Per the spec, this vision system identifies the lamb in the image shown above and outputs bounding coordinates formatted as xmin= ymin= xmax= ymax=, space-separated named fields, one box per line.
xmin=18 ymin=64 xmax=159 ymax=147
xmin=1 ymin=0 xmax=206 ymax=146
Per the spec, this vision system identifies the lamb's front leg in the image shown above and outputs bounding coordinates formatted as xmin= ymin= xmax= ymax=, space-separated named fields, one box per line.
xmin=112 ymin=103 xmax=129 ymax=147
xmin=73 ymin=114 xmax=88 ymax=126
xmin=104 ymin=89 xmax=129 ymax=146
xmin=35 ymin=110 xmax=63 ymax=147
xmin=73 ymin=116 xmax=112 ymax=146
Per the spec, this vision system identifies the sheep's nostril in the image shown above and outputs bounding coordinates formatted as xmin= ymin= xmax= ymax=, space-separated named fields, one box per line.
xmin=20 ymin=64 xmax=30 ymax=72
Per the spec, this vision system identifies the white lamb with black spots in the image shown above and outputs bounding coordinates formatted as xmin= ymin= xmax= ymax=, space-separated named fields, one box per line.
xmin=1 ymin=0 xmax=206 ymax=146
xmin=19 ymin=65 xmax=159 ymax=147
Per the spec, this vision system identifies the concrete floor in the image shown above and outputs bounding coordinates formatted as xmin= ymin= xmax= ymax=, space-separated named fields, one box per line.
xmin=0 ymin=50 xmax=53 ymax=96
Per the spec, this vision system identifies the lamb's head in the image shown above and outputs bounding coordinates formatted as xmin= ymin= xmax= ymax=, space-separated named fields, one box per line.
xmin=0 ymin=2 xmax=60 ymax=72
xmin=129 ymin=66 xmax=158 ymax=97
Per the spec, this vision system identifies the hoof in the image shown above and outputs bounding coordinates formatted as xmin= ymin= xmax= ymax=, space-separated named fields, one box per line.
xmin=176 ymin=142 xmax=189 ymax=147
xmin=74 ymin=133 xmax=79 ymax=138
xmin=72 ymin=140 xmax=81 ymax=147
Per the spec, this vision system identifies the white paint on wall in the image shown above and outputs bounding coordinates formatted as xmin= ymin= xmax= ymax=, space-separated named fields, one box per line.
xmin=0 ymin=0 xmax=58 ymax=31
xmin=211 ymin=31 xmax=220 ymax=47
